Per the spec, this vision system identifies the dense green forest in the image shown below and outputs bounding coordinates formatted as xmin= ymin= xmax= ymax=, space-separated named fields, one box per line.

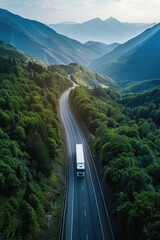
xmin=1 ymin=40 xmax=160 ymax=240
xmin=70 ymin=86 xmax=160 ymax=240
xmin=0 ymin=56 xmax=71 ymax=239
xmin=123 ymin=79 xmax=160 ymax=93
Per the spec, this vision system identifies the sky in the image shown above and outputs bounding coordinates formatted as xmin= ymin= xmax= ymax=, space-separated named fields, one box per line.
xmin=0 ymin=0 xmax=159 ymax=24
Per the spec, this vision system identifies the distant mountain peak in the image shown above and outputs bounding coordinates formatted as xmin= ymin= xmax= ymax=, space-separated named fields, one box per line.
xmin=84 ymin=17 xmax=103 ymax=24
xmin=94 ymin=17 xmax=102 ymax=21
xmin=105 ymin=16 xmax=121 ymax=23
xmin=0 ymin=8 xmax=105 ymax=65
xmin=49 ymin=15 xmax=156 ymax=44
xmin=108 ymin=16 xmax=117 ymax=21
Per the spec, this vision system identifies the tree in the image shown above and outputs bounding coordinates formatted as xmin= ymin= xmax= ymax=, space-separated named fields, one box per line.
xmin=140 ymin=121 xmax=150 ymax=138
xmin=121 ymin=167 xmax=152 ymax=198
xmin=22 ymin=201 xmax=40 ymax=239
xmin=0 ymin=161 xmax=21 ymax=195
xmin=26 ymin=132 xmax=51 ymax=175
xmin=127 ymin=192 xmax=160 ymax=240
xmin=101 ymin=133 xmax=132 ymax=164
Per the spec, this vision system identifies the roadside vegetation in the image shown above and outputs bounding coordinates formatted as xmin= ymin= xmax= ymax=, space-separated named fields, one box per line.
xmin=61 ymin=63 xmax=118 ymax=89
xmin=70 ymin=86 xmax=160 ymax=240
xmin=0 ymin=56 xmax=71 ymax=239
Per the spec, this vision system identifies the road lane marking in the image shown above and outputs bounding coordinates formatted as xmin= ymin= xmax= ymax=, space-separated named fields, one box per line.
xmin=60 ymin=85 xmax=114 ymax=240
xmin=59 ymin=90 xmax=75 ymax=240
xmin=86 ymin=228 xmax=89 ymax=240
xmin=84 ymin=140 xmax=115 ymax=240
xmin=66 ymin=98 xmax=106 ymax=239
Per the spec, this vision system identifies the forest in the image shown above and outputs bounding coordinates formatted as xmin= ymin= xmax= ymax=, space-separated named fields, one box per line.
xmin=1 ymin=39 xmax=160 ymax=240
xmin=70 ymin=86 xmax=160 ymax=240
xmin=0 ymin=56 xmax=71 ymax=239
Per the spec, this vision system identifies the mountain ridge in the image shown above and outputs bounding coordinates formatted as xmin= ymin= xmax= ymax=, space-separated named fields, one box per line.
xmin=0 ymin=8 xmax=108 ymax=65
xmin=89 ymin=23 xmax=160 ymax=84
xmin=49 ymin=17 xmax=155 ymax=44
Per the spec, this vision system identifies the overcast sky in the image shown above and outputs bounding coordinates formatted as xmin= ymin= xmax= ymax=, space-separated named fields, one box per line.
xmin=0 ymin=0 xmax=159 ymax=24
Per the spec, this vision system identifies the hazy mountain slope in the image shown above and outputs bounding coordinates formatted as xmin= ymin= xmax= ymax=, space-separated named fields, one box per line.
xmin=84 ymin=41 xmax=120 ymax=56
xmin=0 ymin=41 xmax=28 ymax=60
xmin=89 ymin=23 xmax=160 ymax=83
xmin=102 ymin=27 xmax=160 ymax=83
xmin=90 ymin=23 xmax=160 ymax=71
xmin=0 ymin=8 xmax=102 ymax=65
xmin=49 ymin=17 xmax=155 ymax=44
xmin=0 ymin=41 xmax=44 ymax=64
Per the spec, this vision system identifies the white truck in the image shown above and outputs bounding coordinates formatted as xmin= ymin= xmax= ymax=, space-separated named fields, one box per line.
xmin=76 ymin=144 xmax=85 ymax=177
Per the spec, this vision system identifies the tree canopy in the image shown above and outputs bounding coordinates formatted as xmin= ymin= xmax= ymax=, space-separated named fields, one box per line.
xmin=70 ymin=86 xmax=160 ymax=240
xmin=0 ymin=56 xmax=71 ymax=239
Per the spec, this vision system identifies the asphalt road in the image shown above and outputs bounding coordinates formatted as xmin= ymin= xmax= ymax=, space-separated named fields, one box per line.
xmin=60 ymin=85 xmax=115 ymax=240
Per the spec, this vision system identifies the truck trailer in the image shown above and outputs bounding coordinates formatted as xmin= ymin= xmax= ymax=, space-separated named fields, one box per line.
xmin=76 ymin=144 xmax=85 ymax=177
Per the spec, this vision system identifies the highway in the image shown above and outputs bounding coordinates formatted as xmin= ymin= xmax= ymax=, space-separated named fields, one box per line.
xmin=60 ymin=84 xmax=115 ymax=240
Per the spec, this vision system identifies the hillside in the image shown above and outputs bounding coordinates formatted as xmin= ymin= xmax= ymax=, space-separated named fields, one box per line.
xmin=69 ymin=86 xmax=160 ymax=240
xmin=0 ymin=44 xmax=71 ymax=239
xmin=89 ymin=23 xmax=160 ymax=84
xmin=123 ymin=79 xmax=160 ymax=93
xmin=49 ymin=17 xmax=155 ymax=44
xmin=0 ymin=8 xmax=103 ymax=65
xmin=0 ymin=41 xmax=28 ymax=60
xmin=0 ymin=41 xmax=45 ymax=65
xmin=60 ymin=63 xmax=118 ymax=89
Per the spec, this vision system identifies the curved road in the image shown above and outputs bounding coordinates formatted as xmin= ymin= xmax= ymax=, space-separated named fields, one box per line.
xmin=60 ymin=85 xmax=115 ymax=240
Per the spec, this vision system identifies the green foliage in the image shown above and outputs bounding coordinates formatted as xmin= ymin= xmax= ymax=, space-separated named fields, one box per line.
xmin=69 ymin=85 xmax=160 ymax=240
xmin=101 ymin=132 xmax=132 ymax=164
xmin=0 ymin=41 xmax=44 ymax=63
xmin=0 ymin=161 xmax=21 ymax=195
xmin=61 ymin=63 xmax=117 ymax=88
xmin=123 ymin=79 xmax=160 ymax=93
xmin=21 ymin=200 xmax=40 ymax=239
xmin=27 ymin=132 xmax=51 ymax=175
xmin=0 ymin=55 xmax=71 ymax=239
xmin=127 ymin=192 xmax=160 ymax=240
xmin=120 ymin=87 xmax=160 ymax=125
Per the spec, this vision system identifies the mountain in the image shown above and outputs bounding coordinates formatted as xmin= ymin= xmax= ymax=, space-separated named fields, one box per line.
xmin=89 ymin=23 xmax=160 ymax=84
xmin=49 ymin=17 xmax=155 ymax=44
xmin=0 ymin=8 xmax=104 ymax=65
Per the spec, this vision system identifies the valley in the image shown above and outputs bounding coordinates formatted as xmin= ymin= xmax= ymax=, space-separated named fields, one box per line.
xmin=0 ymin=7 xmax=160 ymax=240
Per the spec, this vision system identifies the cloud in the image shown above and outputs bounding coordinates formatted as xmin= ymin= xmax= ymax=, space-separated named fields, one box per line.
xmin=0 ymin=0 xmax=159 ymax=24
xmin=73 ymin=3 xmax=86 ymax=7
xmin=0 ymin=0 xmax=40 ymax=8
